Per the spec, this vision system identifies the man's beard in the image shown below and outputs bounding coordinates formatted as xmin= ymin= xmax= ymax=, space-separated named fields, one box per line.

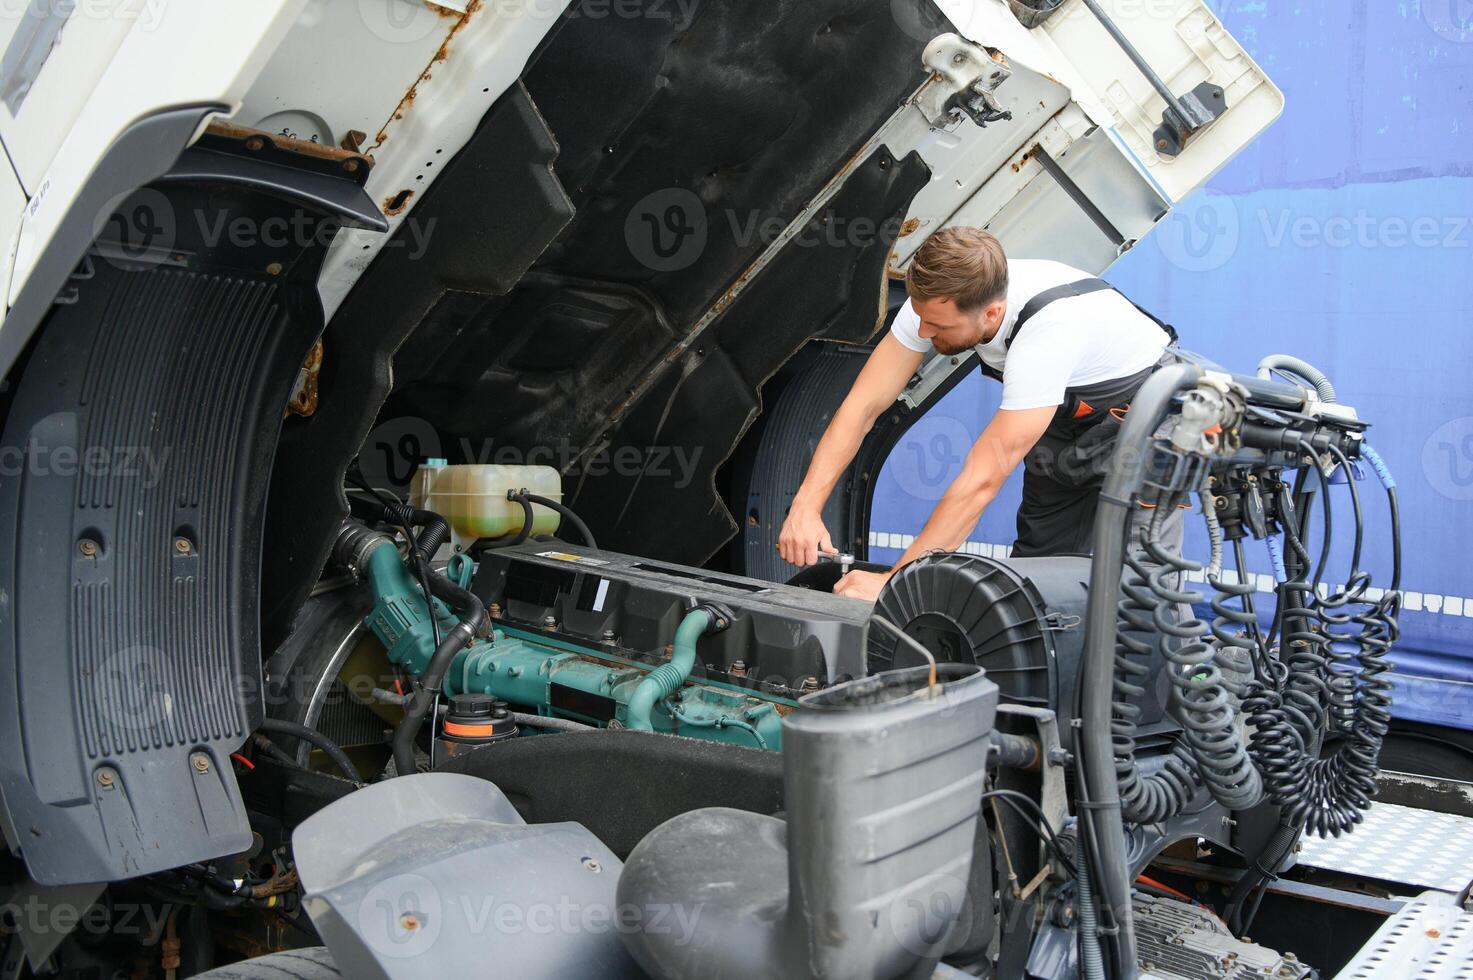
xmin=931 ymin=327 xmax=986 ymax=356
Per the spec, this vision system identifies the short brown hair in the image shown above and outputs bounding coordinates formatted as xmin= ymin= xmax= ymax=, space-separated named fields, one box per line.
xmin=905 ymin=227 xmax=1008 ymax=312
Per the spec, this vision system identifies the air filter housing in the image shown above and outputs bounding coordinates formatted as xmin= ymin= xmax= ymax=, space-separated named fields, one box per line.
xmin=869 ymin=552 xmax=1183 ymax=748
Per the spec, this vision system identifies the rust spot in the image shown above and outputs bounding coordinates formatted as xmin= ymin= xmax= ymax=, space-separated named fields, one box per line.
xmin=372 ymin=0 xmax=481 ymax=150
xmin=899 ymin=217 xmax=921 ymax=237
xmin=206 ymin=120 xmax=369 ymax=168
xmin=1010 ymin=147 xmax=1035 ymax=173
xmin=384 ymin=189 xmax=415 ymax=216
xmin=286 ymin=339 xmax=323 ymax=418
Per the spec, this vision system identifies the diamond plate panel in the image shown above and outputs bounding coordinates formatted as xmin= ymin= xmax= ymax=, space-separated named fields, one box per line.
xmin=1298 ymin=802 xmax=1473 ymax=891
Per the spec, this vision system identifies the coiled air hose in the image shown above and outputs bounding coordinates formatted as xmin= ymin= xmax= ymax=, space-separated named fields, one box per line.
xmin=1113 ymin=494 xmax=1262 ymax=819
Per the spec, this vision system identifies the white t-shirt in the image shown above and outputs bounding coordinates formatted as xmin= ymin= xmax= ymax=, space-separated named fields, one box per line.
xmin=890 ymin=259 xmax=1170 ymax=411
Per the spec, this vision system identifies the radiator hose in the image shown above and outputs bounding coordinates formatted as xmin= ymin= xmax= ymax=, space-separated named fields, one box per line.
xmin=391 ymin=569 xmax=485 ymax=777
xmin=624 ymin=606 xmax=729 ymax=731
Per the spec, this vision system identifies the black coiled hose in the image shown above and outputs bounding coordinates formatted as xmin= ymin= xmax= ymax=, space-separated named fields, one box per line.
xmin=1245 ymin=447 xmax=1396 ymax=838
xmin=1113 ymin=552 xmax=1199 ymax=823
xmin=1206 ymin=570 xmax=1260 ymax=700
xmin=1113 ymin=497 xmax=1262 ymax=819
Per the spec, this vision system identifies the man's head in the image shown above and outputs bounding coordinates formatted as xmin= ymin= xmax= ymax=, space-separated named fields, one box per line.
xmin=904 ymin=227 xmax=1009 ymax=355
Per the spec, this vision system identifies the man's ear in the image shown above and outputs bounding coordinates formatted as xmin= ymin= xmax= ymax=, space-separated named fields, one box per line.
xmin=985 ymin=298 xmax=1007 ymax=327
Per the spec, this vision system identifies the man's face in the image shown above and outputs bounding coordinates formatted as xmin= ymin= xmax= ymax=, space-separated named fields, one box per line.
xmin=912 ymin=296 xmax=1003 ymax=355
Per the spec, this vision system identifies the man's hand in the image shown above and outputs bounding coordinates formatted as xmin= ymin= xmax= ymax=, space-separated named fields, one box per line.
xmin=778 ymin=506 xmax=834 ymax=566
xmin=833 ymin=569 xmax=892 ymax=602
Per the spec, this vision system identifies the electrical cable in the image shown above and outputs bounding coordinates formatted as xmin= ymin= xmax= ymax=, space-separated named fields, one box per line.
xmin=979 ymin=789 xmax=1076 ymax=878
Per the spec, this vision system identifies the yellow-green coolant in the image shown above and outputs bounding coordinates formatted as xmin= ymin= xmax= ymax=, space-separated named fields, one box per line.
xmin=410 ymin=461 xmax=563 ymax=549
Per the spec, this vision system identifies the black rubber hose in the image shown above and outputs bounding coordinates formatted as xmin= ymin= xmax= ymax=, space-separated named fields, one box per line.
xmin=1079 ymin=362 xmax=1201 ymax=976
xmin=391 ymin=569 xmax=486 ymax=778
xmin=511 ymin=490 xmax=597 ymax=549
xmin=256 ymin=718 xmax=363 ymax=787
xmin=479 ymin=495 xmax=536 ymax=551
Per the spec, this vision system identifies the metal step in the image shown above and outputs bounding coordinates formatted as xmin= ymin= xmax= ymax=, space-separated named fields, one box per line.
xmin=1297 ymin=801 xmax=1473 ymax=892
xmin=1335 ymin=897 xmax=1473 ymax=979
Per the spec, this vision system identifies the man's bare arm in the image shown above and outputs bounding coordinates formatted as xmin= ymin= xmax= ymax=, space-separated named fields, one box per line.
xmin=778 ymin=334 xmax=924 ymax=566
xmin=834 ymin=405 xmax=1055 ymax=598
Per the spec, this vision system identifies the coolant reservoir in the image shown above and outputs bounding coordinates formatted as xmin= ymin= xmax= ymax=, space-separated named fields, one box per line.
xmin=410 ymin=461 xmax=563 ymax=549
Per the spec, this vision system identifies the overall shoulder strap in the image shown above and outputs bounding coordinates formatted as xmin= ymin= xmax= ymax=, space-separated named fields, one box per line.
xmin=1004 ymin=278 xmax=1114 ymax=347
xmin=1003 ymin=277 xmax=1179 ymax=347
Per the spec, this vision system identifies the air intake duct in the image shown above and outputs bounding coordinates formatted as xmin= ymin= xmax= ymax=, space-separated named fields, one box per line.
xmin=616 ymin=662 xmax=998 ymax=980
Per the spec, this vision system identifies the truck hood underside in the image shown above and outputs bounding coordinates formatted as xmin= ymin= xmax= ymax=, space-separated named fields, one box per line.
xmin=261 ymin=0 xmax=954 ymax=645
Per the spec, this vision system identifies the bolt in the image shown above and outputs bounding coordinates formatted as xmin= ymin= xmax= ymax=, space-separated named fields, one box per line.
xmin=582 ymin=857 xmax=602 ymax=874
xmin=800 ymin=676 xmax=820 ymax=694
xmin=191 ymin=753 xmax=210 ymax=773
xmin=265 ymin=262 xmax=283 ymax=276
xmin=245 ymin=136 xmax=265 ymax=152
xmin=1046 ymin=746 xmax=1072 ymax=767
xmin=952 ymin=52 xmax=967 ymax=65
xmin=342 ymin=158 xmax=360 ymax=174
xmin=78 ymin=539 xmax=99 ymax=558
xmin=95 ymin=769 xmax=114 ymax=787
xmin=488 ymin=603 xmax=502 ymax=619
xmin=174 ymin=537 xmax=192 ymax=555
xmin=541 ymin=615 xmax=557 ymax=629
xmin=602 ymin=628 xmax=617 ymax=642
xmin=729 ymin=661 xmax=748 ymax=678
xmin=1156 ymin=139 xmax=1169 ymax=150
xmin=399 ymin=913 xmax=419 ymax=931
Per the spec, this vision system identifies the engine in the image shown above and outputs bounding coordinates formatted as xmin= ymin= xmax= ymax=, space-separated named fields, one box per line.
xmin=263 ymin=352 xmax=1398 ymax=980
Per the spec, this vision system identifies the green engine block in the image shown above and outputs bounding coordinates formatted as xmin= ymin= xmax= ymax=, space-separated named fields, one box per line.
xmin=356 ymin=534 xmax=785 ymax=751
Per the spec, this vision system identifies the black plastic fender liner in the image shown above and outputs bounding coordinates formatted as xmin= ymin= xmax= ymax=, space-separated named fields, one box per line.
xmin=0 ymin=104 xmax=227 ymax=383
xmin=0 ymin=133 xmax=382 ymax=884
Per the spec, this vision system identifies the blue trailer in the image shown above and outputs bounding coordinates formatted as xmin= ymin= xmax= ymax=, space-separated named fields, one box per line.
xmin=862 ymin=1 xmax=1473 ymax=776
